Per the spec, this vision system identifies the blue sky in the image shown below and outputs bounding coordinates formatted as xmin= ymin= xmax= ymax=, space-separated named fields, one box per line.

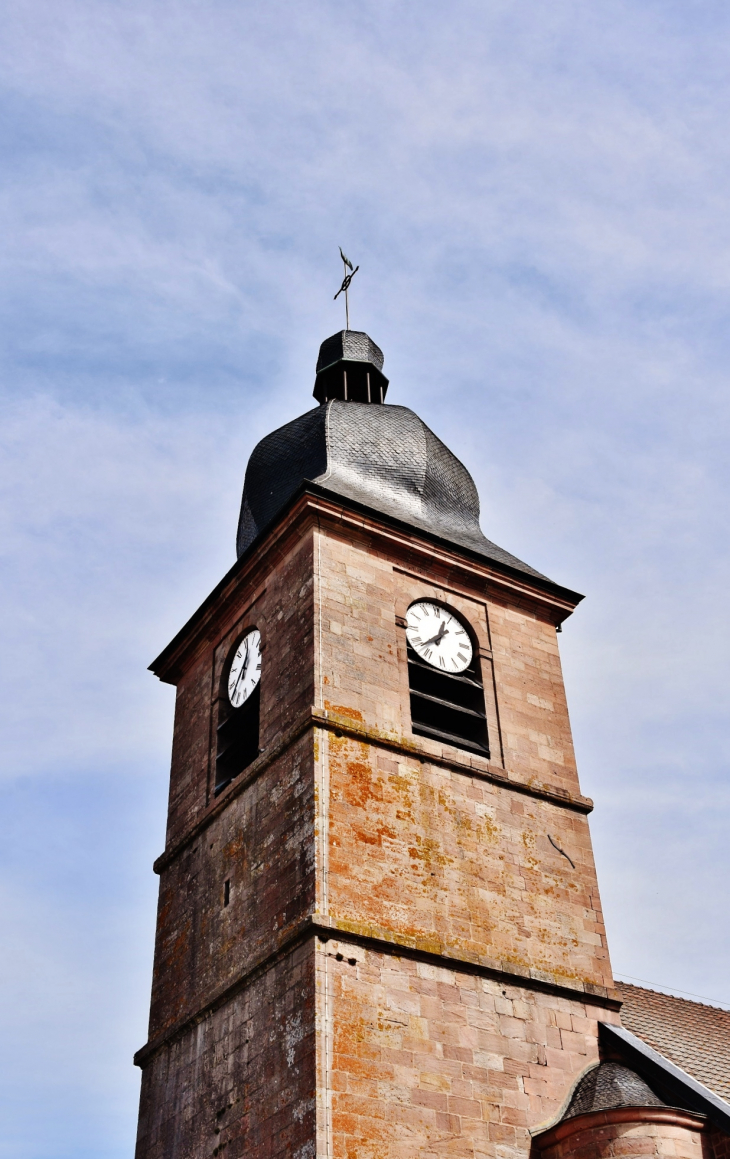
xmin=1 ymin=1 xmax=729 ymax=1155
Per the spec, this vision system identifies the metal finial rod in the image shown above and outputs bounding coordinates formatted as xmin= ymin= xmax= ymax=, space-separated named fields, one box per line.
xmin=334 ymin=247 xmax=359 ymax=331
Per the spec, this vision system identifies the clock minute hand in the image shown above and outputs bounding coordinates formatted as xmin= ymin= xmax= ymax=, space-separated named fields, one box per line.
xmin=232 ymin=641 xmax=250 ymax=695
xmin=421 ymin=623 xmax=449 ymax=648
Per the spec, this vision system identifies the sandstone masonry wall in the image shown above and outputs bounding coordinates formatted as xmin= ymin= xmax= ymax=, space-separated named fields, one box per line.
xmin=536 ymin=1115 xmax=708 ymax=1159
xmin=164 ymin=531 xmax=315 ymax=850
xmin=315 ymin=524 xmax=612 ymax=996
xmin=136 ymin=940 xmax=315 ymax=1159
xmin=136 ymin=499 xmax=620 ymax=1159
xmin=317 ymin=937 xmax=620 ymax=1159
xmin=149 ymin=730 xmax=315 ymax=1040
xmin=323 ymin=734 xmax=610 ymax=992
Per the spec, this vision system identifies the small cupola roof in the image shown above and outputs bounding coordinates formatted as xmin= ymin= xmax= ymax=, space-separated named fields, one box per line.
xmin=562 ymin=1062 xmax=669 ymax=1120
xmin=313 ymin=330 xmax=389 ymax=404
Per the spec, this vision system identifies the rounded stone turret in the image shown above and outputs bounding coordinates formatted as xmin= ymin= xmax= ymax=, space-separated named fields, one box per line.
xmin=533 ymin=1061 xmax=707 ymax=1159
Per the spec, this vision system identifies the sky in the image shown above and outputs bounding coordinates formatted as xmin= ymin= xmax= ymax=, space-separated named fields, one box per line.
xmin=1 ymin=1 xmax=729 ymax=1155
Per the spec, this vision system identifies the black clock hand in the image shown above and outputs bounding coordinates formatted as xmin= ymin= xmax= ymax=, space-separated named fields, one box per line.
xmin=421 ymin=622 xmax=449 ymax=648
xmin=232 ymin=640 xmax=250 ymax=695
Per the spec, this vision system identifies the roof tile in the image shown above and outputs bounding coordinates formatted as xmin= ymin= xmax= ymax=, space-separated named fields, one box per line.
xmin=617 ymin=983 xmax=730 ymax=1102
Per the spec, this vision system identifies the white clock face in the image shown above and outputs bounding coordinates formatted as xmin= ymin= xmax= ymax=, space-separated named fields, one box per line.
xmin=405 ymin=602 xmax=473 ymax=674
xmin=227 ymin=629 xmax=262 ymax=708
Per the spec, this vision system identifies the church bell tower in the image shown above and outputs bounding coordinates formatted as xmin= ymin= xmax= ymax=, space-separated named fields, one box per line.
xmin=134 ymin=330 xmax=622 ymax=1159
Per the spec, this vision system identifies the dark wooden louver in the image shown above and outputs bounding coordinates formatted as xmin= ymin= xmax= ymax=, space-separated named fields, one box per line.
xmin=215 ymin=685 xmax=260 ymax=794
xmin=407 ymin=645 xmax=489 ymax=756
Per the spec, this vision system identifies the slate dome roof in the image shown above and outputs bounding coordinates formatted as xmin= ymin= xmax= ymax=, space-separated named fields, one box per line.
xmin=236 ymin=398 xmax=547 ymax=581
xmin=562 ymin=1061 xmax=669 ymax=1121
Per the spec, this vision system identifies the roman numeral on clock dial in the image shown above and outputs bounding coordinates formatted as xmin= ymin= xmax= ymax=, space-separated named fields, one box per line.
xmin=404 ymin=601 xmax=473 ymax=673
xmin=227 ymin=629 xmax=262 ymax=708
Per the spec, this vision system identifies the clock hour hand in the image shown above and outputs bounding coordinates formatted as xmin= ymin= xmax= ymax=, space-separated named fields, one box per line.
xmin=420 ymin=622 xmax=449 ymax=648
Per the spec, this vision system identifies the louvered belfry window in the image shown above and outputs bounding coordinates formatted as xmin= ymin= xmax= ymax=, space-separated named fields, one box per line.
xmin=406 ymin=604 xmax=490 ymax=757
xmin=215 ymin=686 xmax=260 ymax=794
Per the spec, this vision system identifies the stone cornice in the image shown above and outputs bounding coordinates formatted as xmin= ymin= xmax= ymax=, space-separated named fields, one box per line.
xmin=153 ymin=706 xmax=593 ymax=876
xmin=134 ymin=913 xmax=621 ymax=1072
xmin=533 ymin=1106 xmax=707 ymax=1149
xmin=313 ymin=708 xmax=594 ymax=812
xmin=149 ymin=486 xmax=583 ymax=686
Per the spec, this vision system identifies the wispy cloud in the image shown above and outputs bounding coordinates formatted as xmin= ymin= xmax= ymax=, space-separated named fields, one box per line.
xmin=1 ymin=0 xmax=729 ymax=1153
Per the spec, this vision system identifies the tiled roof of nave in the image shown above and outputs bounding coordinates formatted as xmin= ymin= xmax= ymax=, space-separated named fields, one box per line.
xmin=617 ymin=982 xmax=730 ymax=1103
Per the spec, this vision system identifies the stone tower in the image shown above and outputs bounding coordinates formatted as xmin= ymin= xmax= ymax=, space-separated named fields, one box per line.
xmin=134 ymin=330 xmax=623 ymax=1158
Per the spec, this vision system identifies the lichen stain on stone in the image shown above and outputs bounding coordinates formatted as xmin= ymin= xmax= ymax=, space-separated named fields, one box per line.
xmin=334 ymin=1113 xmax=390 ymax=1159
xmin=475 ymin=813 xmax=500 ymax=846
xmin=350 ymin=822 xmax=398 ymax=848
xmin=323 ymin=733 xmax=609 ymax=994
xmin=333 ymin=1013 xmax=368 ymax=1054
xmin=221 ymin=831 xmax=245 ymax=865
xmin=406 ymin=832 xmax=452 ymax=872
xmin=324 ymin=701 xmax=364 ymax=723
xmin=342 ymin=758 xmax=384 ymax=810
xmin=388 ymin=772 xmax=416 ymax=810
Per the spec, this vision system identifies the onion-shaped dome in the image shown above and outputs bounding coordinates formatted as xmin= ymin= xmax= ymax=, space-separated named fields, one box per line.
xmin=236 ymin=397 xmax=546 ymax=581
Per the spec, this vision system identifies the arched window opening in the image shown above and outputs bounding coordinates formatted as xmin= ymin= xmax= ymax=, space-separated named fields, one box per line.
xmin=215 ymin=629 xmax=262 ymax=794
xmin=405 ymin=601 xmax=489 ymax=757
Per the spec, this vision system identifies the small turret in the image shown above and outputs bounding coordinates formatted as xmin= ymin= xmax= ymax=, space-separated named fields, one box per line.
xmin=312 ymin=330 xmax=389 ymax=404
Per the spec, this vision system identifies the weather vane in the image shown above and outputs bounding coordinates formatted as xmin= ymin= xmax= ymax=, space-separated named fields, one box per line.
xmin=334 ymin=247 xmax=359 ymax=331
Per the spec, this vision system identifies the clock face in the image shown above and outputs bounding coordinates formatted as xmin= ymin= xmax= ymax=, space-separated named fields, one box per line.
xmin=227 ymin=629 xmax=262 ymax=708
xmin=405 ymin=601 xmax=473 ymax=674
